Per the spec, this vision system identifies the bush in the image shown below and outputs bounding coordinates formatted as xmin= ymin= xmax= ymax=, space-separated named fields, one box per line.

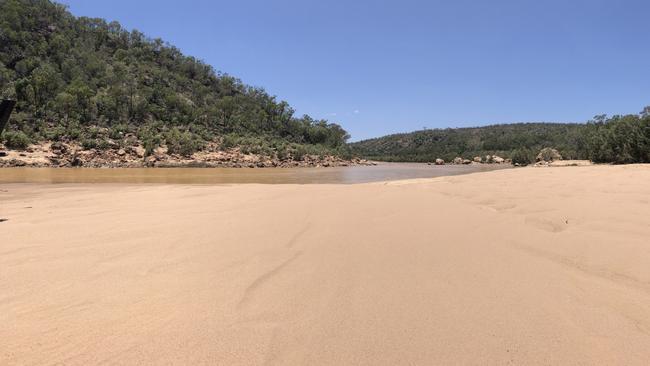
xmin=510 ymin=148 xmax=535 ymax=166
xmin=108 ymin=123 xmax=129 ymax=139
xmin=44 ymin=125 xmax=67 ymax=141
xmin=165 ymin=128 xmax=203 ymax=157
xmin=220 ymin=133 xmax=240 ymax=149
xmin=81 ymin=137 xmax=110 ymax=150
xmin=136 ymin=125 xmax=163 ymax=156
xmin=585 ymin=114 xmax=650 ymax=164
xmin=2 ymin=130 xmax=31 ymax=149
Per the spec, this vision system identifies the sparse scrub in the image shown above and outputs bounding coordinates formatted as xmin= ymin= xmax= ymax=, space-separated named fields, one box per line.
xmin=2 ymin=130 xmax=31 ymax=149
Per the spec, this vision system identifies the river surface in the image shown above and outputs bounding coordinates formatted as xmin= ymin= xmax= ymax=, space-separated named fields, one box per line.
xmin=0 ymin=163 xmax=510 ymax=184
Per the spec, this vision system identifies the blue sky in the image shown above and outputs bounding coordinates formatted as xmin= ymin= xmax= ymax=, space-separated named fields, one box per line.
xmin=61 ymin=0 xmax=650 ymax=141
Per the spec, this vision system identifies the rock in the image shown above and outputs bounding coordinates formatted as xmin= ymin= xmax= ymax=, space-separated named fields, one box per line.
xmin=435 ymin=158 xmax=445 ymax=165
xmin=485 ymin=155 xmax=493 ymax=163
xmin=492 ymin=156 xmax=505 ymax=164
xmin=473 ymin=156 xmax=482 ymax=163
xmin=50 ymin=142 xmax=67 ymax=153
xmin=71 ymin=157 xmax=83 ymax=167
xmin=5 ymin=159 xmax=26 ymax=167
xmin=0 ymin=151 xmax=7 ymax=157
xmin=462 ymin=159 xmax=472 ymax=165
xmin=453 ymin=157 xmax=463 ymax=165
xmin=536 ymin=148 xmax=562 ymax=162
xmin=117 ymin=148 xmax=126 ymax=156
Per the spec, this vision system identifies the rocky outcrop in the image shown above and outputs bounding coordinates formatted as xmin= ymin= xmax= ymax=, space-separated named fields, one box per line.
xmin=536 ymin=148 xmax=562 ymax=162
xmin=435 ymin=158 xmax=445 ymax=165
xmin=0 ymin=141 xmax=375 ymax=168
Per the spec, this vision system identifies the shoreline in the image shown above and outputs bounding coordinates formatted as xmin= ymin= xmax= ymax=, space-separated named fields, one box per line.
xmin=0 ymin=141 xmax=374 ymax=168
xmin=0 ymin=162 xmax=510 ymax=185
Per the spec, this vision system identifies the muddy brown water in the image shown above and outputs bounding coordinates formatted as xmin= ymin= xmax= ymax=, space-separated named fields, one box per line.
xmin=0 ymin=163 xmax=510 ymax=184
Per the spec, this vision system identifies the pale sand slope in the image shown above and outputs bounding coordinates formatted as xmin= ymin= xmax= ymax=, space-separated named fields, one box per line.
xmin=2 ymin=165 xmax=650 ymax=365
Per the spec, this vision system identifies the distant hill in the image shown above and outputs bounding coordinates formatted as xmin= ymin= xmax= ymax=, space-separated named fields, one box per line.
xmin=350 ymin=123 xmax=588 ymax=162
xmin=0 ymin=0 xmax=349 ymax=159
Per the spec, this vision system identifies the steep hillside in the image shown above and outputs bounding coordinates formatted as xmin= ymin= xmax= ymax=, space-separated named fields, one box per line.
xmin=0 ymin=0 xmax=350 ymax=164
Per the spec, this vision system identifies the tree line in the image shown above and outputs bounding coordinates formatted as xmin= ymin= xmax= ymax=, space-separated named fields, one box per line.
xmin=350 ymin=110 xmax=650 ymax=165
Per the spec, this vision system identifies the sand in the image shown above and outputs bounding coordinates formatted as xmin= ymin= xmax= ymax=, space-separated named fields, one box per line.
xmin=2 ymin=165 xmax=650 ymax=365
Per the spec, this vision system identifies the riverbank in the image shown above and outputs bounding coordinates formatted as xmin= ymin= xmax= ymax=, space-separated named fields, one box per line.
xmin=2 ymin=165 xmax=650 ymax=365
xmin=0 ymin=141 xmax=374 ymax=168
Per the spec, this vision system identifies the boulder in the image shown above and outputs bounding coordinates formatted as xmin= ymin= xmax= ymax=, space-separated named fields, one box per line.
xmin=462 ymin=159 xmax=472 ymax=165
xmin=50 ymin=142 xmax=67 ymax=153
xmin=492 ymin=155 xmax=505 ymax=164
xmin=473 ymin=156 xmax=482 ymax=163
xmin=453 ymin=157 xmax=463 ymax=164
xmin=435 ymin=158 xmax=445 ymax=165
xmin=117 ymin=148 xmax=126 ymax=156
xmin=536 ymin=148 xmax=562 ymax=162
xmin=485 ymin=155 xmax=493 ymax=163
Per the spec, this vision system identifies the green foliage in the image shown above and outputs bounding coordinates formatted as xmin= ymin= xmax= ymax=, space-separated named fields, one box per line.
xmin=350 ymin=123 xmax=587 ymax=162
xmin=164 ymin=128 xmax=203 ymax=157
xmin=352 ymin=110 xmax=650 ymax=165
xmin=0 ymin=0 xmax=349 ymax=154
xmin=2 ymin=130 xmax=31 ymax=149
xmin=108 ymin=123 xmax=129 ymax=139
xmin=510 ymin=148 xmax=535 ymax=166
xmin=583 ymin=113 xmax=650 ymax=164
xmin=81 ymin=137 xmax=109 ymax=150
xmin=137 ymin=126 xmax=162 ymax=157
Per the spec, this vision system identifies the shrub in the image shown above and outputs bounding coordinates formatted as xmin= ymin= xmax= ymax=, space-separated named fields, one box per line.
xmin=44 ymin=125 xmax=67 ymax=141
xmin=81 ymin=137 xmax=109 ymax=150
xmin=220 ymin=133 xmax=240 ymax=149
xmin=510 ymin=148 xmax=535 ymax=166
xmin=2 ymin=130 xmax=31 ymax=149
xmin=108 ymin=123 xmax=129 ymax=139
xmin=165 ymin=128 xmax=203 ymax=157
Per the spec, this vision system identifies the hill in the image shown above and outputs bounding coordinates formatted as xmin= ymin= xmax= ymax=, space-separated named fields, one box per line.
xmin=350 ymin=123 xmax=588 ymax=163
xmin=0 ymin=0 xmax=352 ymax=166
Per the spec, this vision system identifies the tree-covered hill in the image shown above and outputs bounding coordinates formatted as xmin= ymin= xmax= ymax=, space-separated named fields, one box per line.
xmin=351 ymin=111 xmax=650 ymax=165
xmin=349 ymin=123 xmax=588 ymax=162
xmin=0 ymin=0 xmax=349 ymax=158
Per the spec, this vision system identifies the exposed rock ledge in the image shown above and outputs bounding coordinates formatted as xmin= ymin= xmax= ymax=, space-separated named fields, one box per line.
xmin=0 ymin=142 xmax=375 ymax=168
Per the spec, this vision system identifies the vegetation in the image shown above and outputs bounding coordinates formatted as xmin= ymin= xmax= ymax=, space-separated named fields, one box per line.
xmin=352 ymin=110 xmax=650 ymax=165
xmin=583 ymin=113 xmax=650 ymax=164
xmin=350 ymin=123 xmax=587 ymax=162
xmin=2 ymin=130 xmax=31 ymax=149
xmin=0 ymin=0 xmax=349 ymax=157
xmin=510 ymin=148 xmax=535 ymax=166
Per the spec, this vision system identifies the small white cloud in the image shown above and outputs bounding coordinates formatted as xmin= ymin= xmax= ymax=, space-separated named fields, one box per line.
xmin=353 ymin=109 xmax=360 ymax=114
xmin=327 ymin=112 xmax=338 ymax=117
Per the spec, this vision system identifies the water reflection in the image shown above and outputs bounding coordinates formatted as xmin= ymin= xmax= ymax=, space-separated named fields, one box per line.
xmin=0 ymin=163 xmax=510 ymax=184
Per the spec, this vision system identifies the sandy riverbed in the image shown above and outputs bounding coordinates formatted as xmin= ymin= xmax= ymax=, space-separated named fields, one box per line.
xmin=2 ymin=165 xmax=650 ymax=365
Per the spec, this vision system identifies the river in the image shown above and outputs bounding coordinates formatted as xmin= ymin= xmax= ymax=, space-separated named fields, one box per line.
xmin=0 ymin=163 xmax=510 ymax=184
